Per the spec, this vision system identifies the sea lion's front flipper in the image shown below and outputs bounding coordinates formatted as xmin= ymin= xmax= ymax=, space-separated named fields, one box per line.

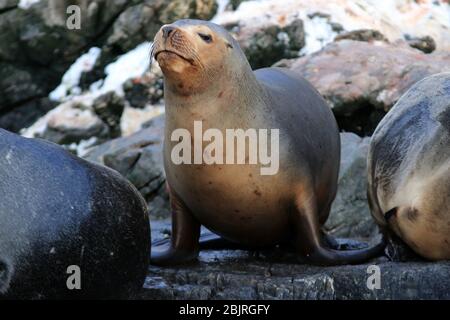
xmin=293 ymin=193 xmax=386 ymax=266
xmin=150 ymin=191 xmax=200 ymax=266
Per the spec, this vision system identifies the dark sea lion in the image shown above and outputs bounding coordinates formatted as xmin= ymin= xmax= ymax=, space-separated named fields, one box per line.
xmin=368 ymin=72 xmax=450 ymax=260
xmin=151 ymin=19 xmax=385 ymax=266
xmin=0 ymin=129 xmax=150 ymax=299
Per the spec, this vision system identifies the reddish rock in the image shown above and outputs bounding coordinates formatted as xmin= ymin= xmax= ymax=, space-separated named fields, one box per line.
xmin=290 ymin=40 xmax=450 ymax=116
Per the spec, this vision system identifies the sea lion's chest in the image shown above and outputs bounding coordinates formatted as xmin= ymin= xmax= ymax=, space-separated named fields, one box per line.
xmin=162 ymin=121 xmax=291 ymax=244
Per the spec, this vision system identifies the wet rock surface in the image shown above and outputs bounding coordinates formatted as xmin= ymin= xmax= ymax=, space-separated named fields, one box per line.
xmin=141 ymin=220 xmax=450 ymax=300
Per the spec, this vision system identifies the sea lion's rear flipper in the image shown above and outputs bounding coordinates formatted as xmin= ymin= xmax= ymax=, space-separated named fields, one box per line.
xmin=150 ymin=192 xmax=201 ymax=266
xmin=293 ymin=194 xmax=386 ymax=266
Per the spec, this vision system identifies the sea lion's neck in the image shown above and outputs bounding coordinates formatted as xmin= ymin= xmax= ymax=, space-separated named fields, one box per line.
xmin=164 ymin=69 xmax=267 ymax=125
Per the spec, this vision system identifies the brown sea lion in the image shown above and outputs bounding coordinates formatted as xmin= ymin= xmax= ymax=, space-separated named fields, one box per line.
xmin=368 ymin=72 xmax=450 ymax=260
xmin=151 ymin=19 xmax=385 ymax=266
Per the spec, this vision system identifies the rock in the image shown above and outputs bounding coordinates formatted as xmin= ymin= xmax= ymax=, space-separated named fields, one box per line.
xmin=289 ymin=40 xmax=450 ymax=135
xmin=325 ymin=133 xmax=378 ymax=239
xmin=142 ymin=219 xmax=450 ymax=299
xmin=0 ymin=0 xmax=218 ymax=132
xmin=158 ymin=0 xmax=218 ymax=24
xmin=81 ymin=0 xmax=219 ymax=89
xmin=237 ymin=19 xmax=305 ymax=69
xmin=92 ymin=91 xmax=125 ymax=138
xmin=0 ymin=0 xmax=18 ymax=10
xmin=123 ymin=68 xmax=164 ymax=108
xmin=85 ymin=114 xmax=168 ymax=217
xmin=405 ymin=34 xmax=436 ymax=54
xmin=0 ymin=0 xmax=134 ymax=131
xmin=335 ymin=29 xmax=388 ymax=43
xmin=26 ymin=99 xmax=109 ymax=145
xmin=0 ymin=129 xmax=150 ymax=299
xmin=0 ymin=97 xmax=56 ymax=133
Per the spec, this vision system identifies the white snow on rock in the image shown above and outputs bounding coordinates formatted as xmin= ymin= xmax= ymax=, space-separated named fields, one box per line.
xmin=50 ymin=42 xmax=151 ymax=103
xmin=215 ymin=0 xmax=450 ymax=52
xmin=91 ymin=42 xmax=152 ymax=97
xmin=18 ymin=0 xmax=40 ymax=9
xmin=211 ymin=0 xmax=231 ymax=22
xmin=300 ymin=16 xmax=338 ymax=55
xmin=49 ymin=47 xmax=101 ymax=102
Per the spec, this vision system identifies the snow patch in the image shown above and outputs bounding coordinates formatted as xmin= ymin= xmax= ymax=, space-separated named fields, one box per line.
xmin=92 ymin=42 xmax=152 ymax=97
xmin=211 ymin=0 xmax=230 ymax=22
xmin=300 ymin=16 xmax=337 ymax=55
xmin=49 ymin=47 xmax=101 ymax=102
xmin=18 ymin=0 xmax=40 ymax=9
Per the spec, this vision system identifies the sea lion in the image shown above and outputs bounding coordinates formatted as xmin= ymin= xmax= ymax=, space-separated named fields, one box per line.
xmin=0 ymin=129 xmax=150 ymax=299
xmin=368 ymin=72 xmax=450 ymax=260
xmin=151 ymin=19 xmax=385 ymax=266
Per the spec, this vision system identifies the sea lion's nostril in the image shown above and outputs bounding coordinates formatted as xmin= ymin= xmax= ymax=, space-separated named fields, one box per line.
xmin=162 ymin=26 xmax=175 ymax=40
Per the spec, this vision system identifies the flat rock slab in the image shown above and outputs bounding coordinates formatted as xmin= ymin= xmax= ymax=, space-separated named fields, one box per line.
xmin=140 ymin=219 xmax=450 ymax=300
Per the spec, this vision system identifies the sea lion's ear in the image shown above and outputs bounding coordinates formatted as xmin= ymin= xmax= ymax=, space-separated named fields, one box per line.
xmin=226 ymin=42 xmax=233 ymax=49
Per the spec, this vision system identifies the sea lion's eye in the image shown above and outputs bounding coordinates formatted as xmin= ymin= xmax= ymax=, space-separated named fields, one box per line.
xmin=198 ymin=33 xmax=213 ymax=43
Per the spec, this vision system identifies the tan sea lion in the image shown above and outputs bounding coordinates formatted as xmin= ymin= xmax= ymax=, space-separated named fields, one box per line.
xmin=151 ymin=19 xmax=385 ymax=266
xmin=368 ymin=72 xmax=450 ymax=260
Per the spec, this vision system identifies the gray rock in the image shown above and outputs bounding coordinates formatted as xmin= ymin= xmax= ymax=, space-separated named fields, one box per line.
xmin=123 ymin=68 xmax=164 ymax=108
xmin=92 ymin=91 xmax=125 ymax=138
xmin=38 ymin=101 xmax=109 ymax=145
xmin=325 ymin=133 xmax=378 ymax=239
xmin=405 ymin=34 xmax=436 ymax=54
xmin=335 ymin=29 xmax=388 ymax=43
xmin=237 ymin=19 xmax=305 ymax=69
xmin=142 ymin=219 xmax=450 ymax=300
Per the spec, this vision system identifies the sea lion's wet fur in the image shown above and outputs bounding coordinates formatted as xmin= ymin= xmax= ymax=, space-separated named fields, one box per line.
xmin=368 ymin=72 xmax=450 ymax=260
xmin=0 ymin=130 xmax=150 ymax=298
xmin=152 ymin=19 xmax=385 ymax=266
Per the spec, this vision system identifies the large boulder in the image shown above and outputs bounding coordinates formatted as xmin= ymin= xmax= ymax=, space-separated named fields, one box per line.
xmin=289 ymin=40 xmax=450 ymax=135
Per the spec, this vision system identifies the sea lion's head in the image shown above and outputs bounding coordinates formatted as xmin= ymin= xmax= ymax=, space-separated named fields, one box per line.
xmin=152 ymin=19 xmax=250 ymax=97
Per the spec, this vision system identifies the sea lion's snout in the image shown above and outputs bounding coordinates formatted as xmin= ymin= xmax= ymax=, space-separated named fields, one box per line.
xmin=153 ymin=24 xmax=195 ymax=68
xmin=161 ymin=25 xmax=176 ymax=40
